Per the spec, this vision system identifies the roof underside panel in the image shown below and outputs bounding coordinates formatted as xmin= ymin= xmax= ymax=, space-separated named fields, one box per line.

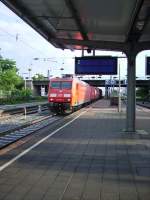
xmin=72 ymin=0 xmax=137 ymax=42
xmin=138 ymin=0 xmax=150 ymax=42
xmin=1 ymin=0 xmax=150 ymax=51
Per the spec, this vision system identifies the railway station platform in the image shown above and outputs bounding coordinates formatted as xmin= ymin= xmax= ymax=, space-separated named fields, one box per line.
xmin=0 ymin=99 xmax=150 ymax=200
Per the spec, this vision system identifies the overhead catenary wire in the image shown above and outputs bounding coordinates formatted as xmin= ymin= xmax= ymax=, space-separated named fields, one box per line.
xmin=0 ymin=27 xmax=77 ymax=61
xmin=0 ymin=27 xmax=76 ymax=60
xmin=0 ymin=27 xmax=51 ymax=57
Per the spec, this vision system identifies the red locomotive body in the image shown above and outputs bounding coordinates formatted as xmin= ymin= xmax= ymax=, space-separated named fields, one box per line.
xmin=48 ymin=77 xmax=101 ymax=114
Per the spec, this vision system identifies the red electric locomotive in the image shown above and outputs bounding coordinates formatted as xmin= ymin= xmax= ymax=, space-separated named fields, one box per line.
xmin=48 ymin=77 xmax=101 ymax=114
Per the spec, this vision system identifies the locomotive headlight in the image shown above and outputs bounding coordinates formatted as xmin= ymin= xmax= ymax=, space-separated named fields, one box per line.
xmin=67 ymin=98 xmax=71 ymax=101
xmin=50 ymin=93 xmax=57 ymax=97
xmin=64 ymin=94 xmax=71 ymax=97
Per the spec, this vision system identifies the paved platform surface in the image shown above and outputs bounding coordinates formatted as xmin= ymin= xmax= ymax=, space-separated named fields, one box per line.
xmin=0 ymin=100 xmax=150 ymax=200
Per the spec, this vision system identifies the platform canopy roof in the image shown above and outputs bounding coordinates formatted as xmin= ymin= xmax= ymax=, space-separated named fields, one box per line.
xmin=1 ymin=0 xmax=150 ymax=53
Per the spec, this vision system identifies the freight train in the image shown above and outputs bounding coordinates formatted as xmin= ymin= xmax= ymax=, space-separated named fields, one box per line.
xmin=48 ymin=77 xmax=102 ymax=114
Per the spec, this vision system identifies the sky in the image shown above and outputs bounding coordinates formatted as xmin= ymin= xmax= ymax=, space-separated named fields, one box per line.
xmin=0 ymin=1 xmax=150 ymax=80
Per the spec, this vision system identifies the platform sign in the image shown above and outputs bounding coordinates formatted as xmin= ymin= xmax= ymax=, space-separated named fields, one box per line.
xmin=146 ymin=57 xmax=150 ymax=75
xmin=75 ymin=56 xmax=117 ymax=75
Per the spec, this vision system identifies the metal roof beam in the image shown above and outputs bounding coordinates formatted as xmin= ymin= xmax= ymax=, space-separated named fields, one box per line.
xmin=136 ymin=41 xmax=150 ymax=52
xmin=126 ymin=0 xmax=145 ymax=42
xmin=51 ymin=38 xmax=128 ymax=52
xmin=1 ymin=0 xmax=54 ymax=38
xmin=136 ymin=6 xmax=150 ymax=41
xmin=1 ymin=0 xmax=65 ymax=49
xmin=64 ymin=0 xmax=89 ymax=40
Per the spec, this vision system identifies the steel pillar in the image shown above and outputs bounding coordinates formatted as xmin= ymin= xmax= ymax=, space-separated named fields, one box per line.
xmin=93 ymin=49 xmax=95 ymax=56
xmin=82 ymin=48 xmax=84 ymax=57
xmin=105 ymin=86 xmax=108 ymax=99
xmin=126 ymin=55 xmax=136 ymax=132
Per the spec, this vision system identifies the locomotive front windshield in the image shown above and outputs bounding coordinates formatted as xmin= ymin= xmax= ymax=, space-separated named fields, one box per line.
xmin=51 ymin=82 xmax=60 ymax=89
xmin=61 ymin=82 xmax=72 ymax=89
xmin=51 ymin=81 xmax=72 ymax=89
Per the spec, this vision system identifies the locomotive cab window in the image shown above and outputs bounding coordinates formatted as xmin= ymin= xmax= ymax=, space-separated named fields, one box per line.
xmin=62 ymin=82 xmax=72 ymax=89
xmin=51 ymin=82 xmax=60 ymax=89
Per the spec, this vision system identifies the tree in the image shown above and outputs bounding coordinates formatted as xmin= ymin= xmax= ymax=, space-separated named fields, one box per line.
xmin=0 ymin=58 xmax=16 ymax=72
xmin=0 ymin=58 xmax=23 ymax=91
xmin=32 ymin=73 xmax=45 ymax=80
xmin=0 ymin=69 xmax=23 ymax=91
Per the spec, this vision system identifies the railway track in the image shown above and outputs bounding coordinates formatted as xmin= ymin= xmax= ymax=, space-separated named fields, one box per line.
xmin=0 ymin=102 xmax=62 ymax=149
xmin=0 ymin=99 xmax=114 ymax=150
xmin=0 ymin=114 xmax=61 ymax=149
xmin=0 ymin=111 xmax=50 ymax=135
xmin=0 ymin=103 xmax=49 ymax=120
xmin=136 ymin=101 xmax=150 ymax=109
xmin=0 ymin=99 xmax=88 ymax=150
xmin=0 ymin=104 xmax=51 ymax=134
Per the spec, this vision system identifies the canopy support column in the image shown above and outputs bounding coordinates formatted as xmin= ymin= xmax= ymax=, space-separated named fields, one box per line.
xmin=126 ymin=54 xmax=136 ymax=132
xmin=93 ymin=49 xmax=95 ymax=56
xmin=82 ymin=48 xmax=84 ymax=57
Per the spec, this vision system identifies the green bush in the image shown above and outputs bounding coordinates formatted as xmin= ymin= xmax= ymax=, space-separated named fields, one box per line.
xmin=0 ymin=88 xmax=33 ymax=104
xmin=136 ymin=87 xmax=149 ymax=100
xmin=11 ymin=88 xmax=31 ymax=99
